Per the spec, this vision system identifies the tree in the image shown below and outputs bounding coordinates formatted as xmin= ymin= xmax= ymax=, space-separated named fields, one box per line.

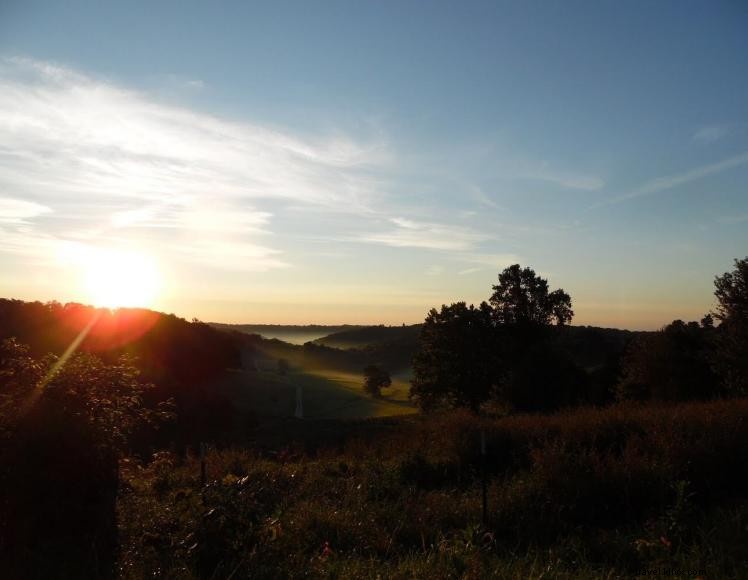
xmin=277 ymin=358 xmax=290 ymax=376
xmin=362 ymin=364 xmax=391 ymax=398
xmin=712 ymin=257 xmax=748 ymax=395
xmin=489 ymin=264 xmax=573 ymax=327
xmin=410 ymin=302 xmax=497 ymax=412
xmin=489 ymin=265 xmax=580 ymax=412
xmin=616 ymin=319 xmax=719 ymax=402
xmin=0 ymin=339 xmax=171 ymax=577
xmin=410 ymin=265 xmax=579 ymax=413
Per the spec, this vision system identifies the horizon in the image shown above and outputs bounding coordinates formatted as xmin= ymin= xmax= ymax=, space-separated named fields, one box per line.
xmin=0 ymin=294 xmax=692 ymax=333
xmin=1 ymin=1 xmax=747 ymax=330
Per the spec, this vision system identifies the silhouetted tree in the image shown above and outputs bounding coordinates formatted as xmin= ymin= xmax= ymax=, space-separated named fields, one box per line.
xmin=277 ymin=358 xmax=290 ymax=376
xmin=490 ymin=265 xmax=581 ymax=412
xmin=489 ymin=264 xmax=573 ymax=327
xmin=616 ymin=319 xmax=719 ymax=402
xmin=362 ymin=364 xmax=391 ymax=397
xmin=711 ymin=257 xmax=748 ymax=395
xmin=410 ymin=302 xmax=497 ymax=412
xmin=0 ymin=339 xmax=171 ymax=578
xmin=411 ymin=265 xmax=580 ymax=413
xmin=500 ymin=340 xmax=589 ymax=412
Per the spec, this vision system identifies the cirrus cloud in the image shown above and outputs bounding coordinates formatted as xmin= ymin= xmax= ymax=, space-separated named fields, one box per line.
xmin=0 ymin=56 xmax=389 ymax=272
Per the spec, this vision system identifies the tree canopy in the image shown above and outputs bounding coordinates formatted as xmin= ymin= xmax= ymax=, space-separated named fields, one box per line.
xmin=489 ymin=264 xmax=573 ymax=327
xmin=362 ymin=364 xmax=392 ymax=398
xmin=712 ymin=257 xmax=748 ymax=395
xmin=410 ymin=301 xmax=497 ymax=412
xmin=411 ymin=264 xmax=578 ymax=413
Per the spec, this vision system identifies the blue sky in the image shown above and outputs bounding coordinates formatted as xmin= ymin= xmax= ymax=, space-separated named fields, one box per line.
xmin=0 ymin=1 xmax=746 ymax=328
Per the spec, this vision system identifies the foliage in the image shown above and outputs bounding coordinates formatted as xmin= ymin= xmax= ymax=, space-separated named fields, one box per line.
xmin=411 ymin=302 xmax=497 ymax=412
xmin=489 ymin=264 xmax=573 ymax=326
xmin=362 ymin=364 xmax=391 ymax=397
xmin=118 ymin=398 xmax=748 ymax=579
xmin=0 ymin=299 xmax=241 ymax=387
xmin=616 ymin=319 xmax=719 ymax=401
xmin=499 ymin=340 xmax=589 ymax=412
xmin=412 ymin=265 xmax=580 ymax=413
xmin=0 ymin=299 xmax=246 ymax=448
xmin=711 ymin=256 xmax=748 ymax=395
xmin=0 ymin=339 xmax=172 ymax=579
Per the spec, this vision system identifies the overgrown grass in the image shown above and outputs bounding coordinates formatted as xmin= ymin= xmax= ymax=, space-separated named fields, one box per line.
xmin=118 ymin=398 xmax=748 ymax=578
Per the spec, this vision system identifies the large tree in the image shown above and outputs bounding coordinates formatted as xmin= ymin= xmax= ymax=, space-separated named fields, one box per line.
xmin=489 ymin=265 xmax=580 ymax=412
xmin=411 ymin=265 xmax=580 ymax=413
xmin=410 ymin=302 xmax=497 ymax=412
xmin=712 ymin=257 xmax=748 ymax=395
xmin=489 ymin=264 xmax=573 ymax=327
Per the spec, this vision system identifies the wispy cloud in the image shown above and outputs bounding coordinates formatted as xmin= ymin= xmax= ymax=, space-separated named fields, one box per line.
xmin=0 ymin=198 xmax=52 ymax=224
xmin=470 ymin=185 xmax=499 ymax=208
xmin=595 ymin=151 xmax=748 ymax=207
xmin=531 ymin=167 xmax=604 ymax=191
xmin=692 ymin=125 xmax=729 ymax=144
xmin=453 ymin=252 xmax=520 ymax=270
xmin=0 ymin=56 xmax=388 ymax=272
xmin=361 ymin=217 xmax=491 ymax=251
xmin=457 ymin=267 xmax=482 ymax=276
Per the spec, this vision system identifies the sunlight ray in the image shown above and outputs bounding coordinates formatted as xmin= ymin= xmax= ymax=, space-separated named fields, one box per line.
xmin=19 ymin=310 xmax=101 ymax=417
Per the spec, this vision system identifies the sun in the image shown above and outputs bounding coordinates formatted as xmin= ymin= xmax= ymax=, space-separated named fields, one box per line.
xmin=83 ymin=248 xmax=160 ymax=309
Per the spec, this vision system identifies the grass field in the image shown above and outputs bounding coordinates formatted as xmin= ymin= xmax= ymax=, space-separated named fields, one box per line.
xmin=215 ymin=366 xmax=416 ymax=420
xmin=118 ymin=398 xmax=748 ymax=579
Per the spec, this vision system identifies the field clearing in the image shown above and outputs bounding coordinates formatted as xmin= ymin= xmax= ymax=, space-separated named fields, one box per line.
xmin=216 ymin=366 xmax=416 ymax=420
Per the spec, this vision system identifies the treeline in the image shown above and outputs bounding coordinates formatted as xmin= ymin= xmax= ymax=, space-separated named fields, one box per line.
xmin=411 ymin=258 xmax=748 ymax=413
xmin=0 ymin=300 xmax=239 ymax=384
xmin=246 ymin=334 xmax=416 ymax=375
xmin=0 ymin=299 xmax=252 ymax=447
xmin=258 ymin=322 xmax=638 ymax=383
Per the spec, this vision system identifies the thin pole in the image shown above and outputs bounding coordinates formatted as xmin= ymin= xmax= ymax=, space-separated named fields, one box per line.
xmin=200 ymin=442 xmax=207 ymax=487
xmin=481 ymin=428 xmax=488 ymax=525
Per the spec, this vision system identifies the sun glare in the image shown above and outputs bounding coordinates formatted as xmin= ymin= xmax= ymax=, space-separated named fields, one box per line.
xmin=82 ymin=249 xmax=160 ymax=309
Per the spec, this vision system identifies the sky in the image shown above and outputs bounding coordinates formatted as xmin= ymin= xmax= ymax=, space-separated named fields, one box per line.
xmin=0 ymin=0 xmax=747 ymax=329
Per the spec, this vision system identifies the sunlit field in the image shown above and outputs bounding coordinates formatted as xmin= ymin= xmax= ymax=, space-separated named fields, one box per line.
xmin=217 ymin=365 xmax=416 ymax=420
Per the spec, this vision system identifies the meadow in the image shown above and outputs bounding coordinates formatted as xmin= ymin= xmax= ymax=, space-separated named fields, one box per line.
xmin=117 ymin=398 xmax=748 ymax=579
xmin=215 ymin=365 xmax=416 ymax=419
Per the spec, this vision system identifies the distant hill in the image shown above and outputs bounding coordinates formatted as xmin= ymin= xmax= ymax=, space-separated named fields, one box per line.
xmin=313 ymin=324 xmax=422 ymax=349
xmin=209 ymin=323 xmax=363 ymax=345
xmin=0 ymin=299 xmax=243 ymax=387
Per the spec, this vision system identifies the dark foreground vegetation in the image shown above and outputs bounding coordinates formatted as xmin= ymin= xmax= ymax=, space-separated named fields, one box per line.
xmin=1 ymin=258 xmax=747 ymax=578
xmin=119 ymin=399 xmax=748 ymax=578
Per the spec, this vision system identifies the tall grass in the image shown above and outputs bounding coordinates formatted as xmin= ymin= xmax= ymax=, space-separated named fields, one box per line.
xmin=118 ymin=399 xmax=748 ymax=578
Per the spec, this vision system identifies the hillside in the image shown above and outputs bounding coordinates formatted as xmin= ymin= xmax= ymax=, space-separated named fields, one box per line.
xmin=0 ymin=299 xmax=649 ymax=425
xmin=210 ymin=323 xmax=363 ymax=345
xmin=313 ymin=324 xmax=423 ymax=349
xmin=220 ymin=334 xmax=417 ymax=419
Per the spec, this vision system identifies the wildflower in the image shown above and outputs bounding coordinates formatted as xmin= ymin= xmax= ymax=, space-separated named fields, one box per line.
xmin=320 ymin=541 xmax=333 ymax=561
